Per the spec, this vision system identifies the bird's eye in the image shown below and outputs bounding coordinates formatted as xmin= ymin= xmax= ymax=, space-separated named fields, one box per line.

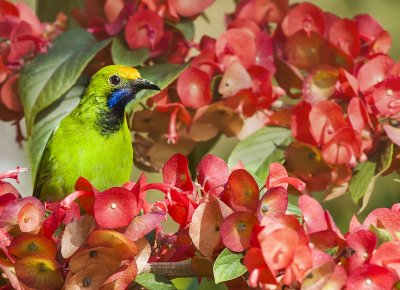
xmin=109 ymin=75 xmax=121 ymax=86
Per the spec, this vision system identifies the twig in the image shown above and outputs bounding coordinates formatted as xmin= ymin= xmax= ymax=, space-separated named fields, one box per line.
xmin=142 ymin=260 xmax=198 ymax=278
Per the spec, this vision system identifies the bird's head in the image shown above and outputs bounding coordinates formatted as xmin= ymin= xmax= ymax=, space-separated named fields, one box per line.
xmin=89 ymin=65 xmax=160 ymax=110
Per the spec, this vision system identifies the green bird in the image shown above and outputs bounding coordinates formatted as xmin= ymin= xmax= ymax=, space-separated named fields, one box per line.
xmin=33 ymin=65 xmax=160 ymax=201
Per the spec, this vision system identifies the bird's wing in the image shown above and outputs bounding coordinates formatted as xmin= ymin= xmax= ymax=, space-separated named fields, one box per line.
xmin=32 ymin=131 xmax=54 ymax=199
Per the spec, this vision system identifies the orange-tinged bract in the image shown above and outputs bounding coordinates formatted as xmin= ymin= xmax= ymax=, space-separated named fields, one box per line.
xmin=14 ymin=255 xmax=64 ymax=290
xmin=87 ymin=230 xmax=138 ymax=260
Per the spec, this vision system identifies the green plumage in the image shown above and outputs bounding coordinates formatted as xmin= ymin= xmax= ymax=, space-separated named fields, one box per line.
xmin=33 ymin=65 xmax=159 ymax=201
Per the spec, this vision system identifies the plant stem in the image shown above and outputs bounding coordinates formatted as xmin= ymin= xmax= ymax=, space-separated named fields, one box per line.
xmin=142 ymin=260 xmax=198 ymax=278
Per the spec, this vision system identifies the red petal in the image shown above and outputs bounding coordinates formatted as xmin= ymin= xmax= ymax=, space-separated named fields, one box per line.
xmin=354 ymin=14 xmax=384 ymax=43
xmin=357 ymin=54 xmax=393 ymax=92
xmin=216 ymin=28 xmax=256 ymax=69
xmin=281 ymin=2 xmax=325 ymax=37
xmin=346 ymin=264 xmax=397 ymax=290
xmin=15 ymin=2 xmax=42 ymax=35
xmin=328 ymin=18 xmax=360 ymax=56
xmin=167 ymin=187 xmax=196 ymax=226
xmin=0 ymin=74 xmax=22 ymax=112
xmin=0 ymin=0 xmax=19 ymax=17
xmin=338 ymin=68 xmax=358 ymax=98
xmin=94 ymin=187 xmax=138 ymax=229
xmin=125 ymin=10 xmax=164 ymax=49
xmin=298 ymin=194 xmax=328 ymax=234
xmin=291 ymin=101 xmax=316 ymax=145
xmin=255 ymin=32 xmax=275 ymax=72
xmin=221 ymin=211 xmax=257 ymax=252
xmin=283 ymin=245 xmax=313 ymax=285
xmin=257 ymin=186 xmax=288 ymax=220
xmin=124 ymin=212 xmax=166 ymax=241
xmin=17 ymin=202 xmax=41 ymax=233
xmin=266 ymin=163 xmax=288 ymax=189
xmin=162 ymin=153 xmax=193 ymax=193
xmin=309 ymin=100 xmax=346 ymax=146
xmin=177 ymin=67 xmax=212 ymax=109
xmin=169 ymin=0 xmax=214 ymax=17
xmin=196 ymin=154 xmax=229 ymax=196
xmin=244 ymin=247 xmax=277 ymax=287
xmin=346 ymin=230 xmax=377 ymax=271
xmin=373 ymin=78 xmax=400 ymax=118
xmin=221 ymin=169 xmax=259 ymax=212
xmin=371 ymin=30 xmax=392 ymax=55
xmin=259 ymin=227 xmax=299 ymax=270
xmin=370 ymin=241 xmax=400 ymax=278
xmin=363 ymin=208 xmax=400 ymax=239
xmin=0 ymin=197 xmax=44 ymax=228
xmin=321 ymin=127 xmax=362 ymax=166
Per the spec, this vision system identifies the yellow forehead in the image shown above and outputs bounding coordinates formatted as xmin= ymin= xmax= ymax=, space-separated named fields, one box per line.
xmin=117 ymin=66 xmax=141 ymax=80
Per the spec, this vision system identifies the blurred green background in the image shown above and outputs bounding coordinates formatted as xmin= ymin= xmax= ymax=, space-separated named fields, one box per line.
xmin=5 ymin=1 xmax=400 ymax=289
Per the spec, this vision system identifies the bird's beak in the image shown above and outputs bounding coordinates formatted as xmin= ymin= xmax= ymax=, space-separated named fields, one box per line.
xmin=130 ymin=78 xmax=161 ymax=94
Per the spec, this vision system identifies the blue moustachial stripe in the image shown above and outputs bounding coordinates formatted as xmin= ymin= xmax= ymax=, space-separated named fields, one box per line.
xmin=108 ymin=88 xmax=132 ymax=108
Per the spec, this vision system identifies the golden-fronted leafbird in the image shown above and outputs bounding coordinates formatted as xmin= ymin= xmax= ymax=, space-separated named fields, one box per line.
xmin=33 ymin=65 xmax=160 ymax=201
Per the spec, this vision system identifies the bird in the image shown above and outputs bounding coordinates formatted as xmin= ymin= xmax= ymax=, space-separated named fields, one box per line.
xmin=33 ymin=65 xmax=160 ymax=201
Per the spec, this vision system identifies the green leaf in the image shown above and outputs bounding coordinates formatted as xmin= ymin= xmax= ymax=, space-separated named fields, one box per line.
xmin=25 ymin=78 xmax=87 ymax=178
xmin=370 ymin=224 xmax=393 ymax=246
xmin=126 ymin=63 xmax=188 ymax=113
xmin=349 ymin=142 xmax=393 ymax=212
xmin=167 ymin=20 xmax=195 ymax=40
xmin=286 ymin=202 xmax=302 ymax=217
xmin=227 ymin=126 xmax=292 ymax=179
xmin=213 ymin=248 xmax=247 ymax=284
xmin=111 ymin=36 xmax=149 ymax=67
xmin=19 ymin=29 xmax=110 ymax=135
xmin=135 ymin=273 xmax=177 ymax=290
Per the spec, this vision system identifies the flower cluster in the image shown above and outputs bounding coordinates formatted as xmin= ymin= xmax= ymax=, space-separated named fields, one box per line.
xmin=0 ymin=167 xmax=164 ymax=289
xmin=265 ymin=1 xmax=397 ymax=192
xmin=0 ymin=0 xmax=65 ymax=129
xmin=73 ymin=0 xmax=214 ymax=64
xmin=1 ymin=155 xmax=400 ymax=289
xmin=131 ymin=0 xmax=284 ymax=170
xmin=245 ymin=189 xmax=400 ymax=289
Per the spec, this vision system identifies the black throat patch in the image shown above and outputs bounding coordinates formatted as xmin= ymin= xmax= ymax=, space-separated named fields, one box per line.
xmin=96 ymin=105 xmax=126 ymax=135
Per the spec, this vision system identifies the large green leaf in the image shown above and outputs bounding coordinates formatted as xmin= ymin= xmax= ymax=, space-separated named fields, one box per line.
xmin=135 ymin=273 xmax=177 ymax=290
xmin=111 ymin=36 xmax=149 ymax=67
xmin=126 ymin=63 xmax=188 ymax=113
xmin=19 ymin=29 xmax=110 ymax=135
xmin=213 ymin=248 xmax=247 ymax=284
xmin=228 ymin=126 xmax=292 ymax=179
xmin=26 ymin=79 xmax=87 ymax=178
xmin=349 ymin=142 xmax=393 ymax=212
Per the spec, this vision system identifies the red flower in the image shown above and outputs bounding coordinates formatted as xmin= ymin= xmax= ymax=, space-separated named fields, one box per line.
xmin=125 ymin=10 xmax=164 ymax=50
xmin=281 ymin=2 xmax=325 ymax=37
